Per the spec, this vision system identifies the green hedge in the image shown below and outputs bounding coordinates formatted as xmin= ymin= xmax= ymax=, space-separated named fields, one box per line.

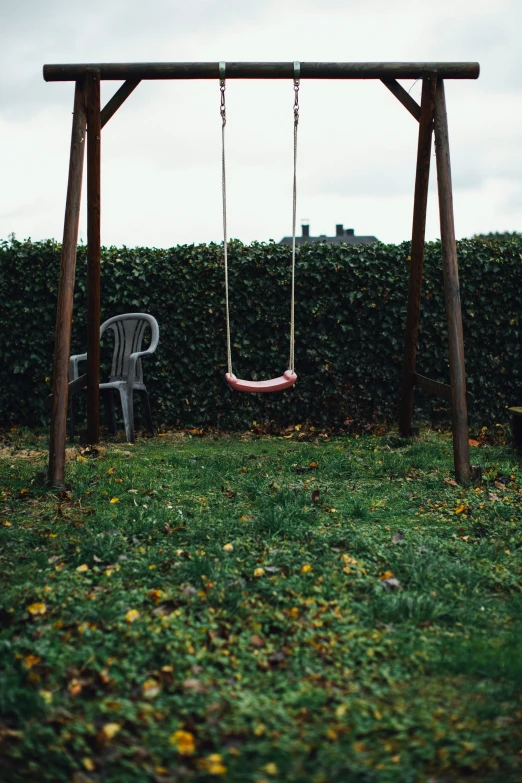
xmin=0 ymin=236 xmax=521 ymax=430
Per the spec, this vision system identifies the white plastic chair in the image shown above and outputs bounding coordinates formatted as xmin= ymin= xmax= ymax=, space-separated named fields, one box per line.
xmin=69 ymin=313 xmax=160 ymax=443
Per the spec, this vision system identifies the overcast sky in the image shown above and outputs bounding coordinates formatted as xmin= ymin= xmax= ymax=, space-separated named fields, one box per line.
xmin=0 ymin=0 xmax=520 ymax=247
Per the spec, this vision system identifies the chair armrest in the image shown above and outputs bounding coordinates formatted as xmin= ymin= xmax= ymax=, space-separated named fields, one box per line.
xmin=69 ymin=353 xmax=87 ymax=381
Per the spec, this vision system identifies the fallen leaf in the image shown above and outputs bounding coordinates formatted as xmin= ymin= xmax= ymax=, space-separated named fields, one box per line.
xmin=454 ymin=505 xmax=468 ymax=515
xmin=309 ymin=461 xmax=318 ymax=469
xmin=263 ymin=565 xmax=280 ymax=573
xmin=224 ymin=490 xmax=237 ymax=499
xmin=39 ymin=689 xmax=53 ymax=704
xmin=142 ymin=678 xmax=161 ymax=699
xmin=109 ymin=497 xmax=120 ymax=504
xmin=301 ymin=563 xmax=312 ymax=573
xmin=200 ymin=753 xmax=227 ymax=775
xmin=76 ymin=563 xmax=89 ymax=573
xmin=391 ymin=532 xmax=404 ymax=544
xmin=254 ymin=568 xmax=265 ymax=577
xmin=125 ymin=609 xmax=140 ymax=623
xmin=101 ymin=722 xmax=121 ymax=740
xmin=107 ymin=467 xmax=116 ymax=475
xmin=444 ymin=478 xmax=458 ymax=487
xmin=469 ymin=439 xmax=480 ymax=447
xmin=27 ymin=603 xmax=46 ymax=616
xmin=250 ymin=633 xmax=265 ymax=647
xmin=24 ymin=655 xmax=40 ymax=669
xmin=380 ymin=570 xmax=394 ymax=580
xmin=82 ymin=758 xmax=95 ymax=772
xmin=182 ymin=678 xmax=207 ymax=693
xmin=381 ymin=577 xmax=401 ymax=590
xmin=223 ymin=543 xmax=234 ymax=553
xmin=170 ymin=730 xmax=196 ymax=755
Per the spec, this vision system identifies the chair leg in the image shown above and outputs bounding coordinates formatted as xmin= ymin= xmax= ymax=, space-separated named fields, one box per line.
xmin=119 ymin=386 xmax=135 ymax=443
xmin=140 ymin=390 xmax=154 ymax=435
xmin=103 ymin=390 xmax=117 ymax=435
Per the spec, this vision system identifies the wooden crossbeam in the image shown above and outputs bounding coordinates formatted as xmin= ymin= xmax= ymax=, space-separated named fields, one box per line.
xmin=414 ymin=373 xmax=473 ymax=405
xmin=43 ymin=62 xmax=480 ymax=82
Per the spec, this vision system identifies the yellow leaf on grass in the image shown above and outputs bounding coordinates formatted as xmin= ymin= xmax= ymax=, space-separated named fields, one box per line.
xmin=254 ymin=568 xmax=265 ymax=577
xmin=142 ymin=678 xmax=161 ymax=699
xmin=380 ymin=571 xmax=394 ymax=581
xmin=107 ymin=467 xmax=116 ymax=475
xmin=76 ymin=563 xmax=89 ymax=573
xmin=263 ymin=762 xmax=278 ymax=775
xmin=24 ymin=654 xmax=40 ymax=669
xmin=201 ymin=753 xmax=227 ymax=775
xmin=125 ymin=609 xmax=140 ymax=623
xmin=223 ymin=543 xmax=234 ymax=552
xmin=101 ymin=722 xmax=121 ymax=740
xmin=83 ymin=758 xmax=95 ymax=772
xmin=301 ymin=563 xmax=312 ymax=573
xmin=110 ymin=497 xmax=120 ymax=504
xmin=77 ymin=455 xmax=88 ymax=462
xmin=3 ymin=520 xmax=11 ymax=526
xmin=455 ymin=505 xmax=467 ymax=515
xmin=39 ymin=689 xmax=53 ymax=704
xmin=27 ymin=603 xmax=46 ymax=616
xmin=309 ymin=461 xmax=318 ymax=468
xmin=170 ymin=729 xmax=196 ymax=755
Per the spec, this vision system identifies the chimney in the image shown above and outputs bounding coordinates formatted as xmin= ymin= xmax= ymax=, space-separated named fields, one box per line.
xmin=302 ymin=224 xmax=310 ymax=237
xmin=346 ymin=228 xmax=354 ymax=236
xmin=336 ymin=224 xmax=344 ymax=236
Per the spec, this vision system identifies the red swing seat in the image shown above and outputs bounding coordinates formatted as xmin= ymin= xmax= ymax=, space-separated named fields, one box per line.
xmin=226 ymin=369 xmax=297 ymax=393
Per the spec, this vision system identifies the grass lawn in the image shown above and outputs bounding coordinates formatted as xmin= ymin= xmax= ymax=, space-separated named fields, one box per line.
xmin=1 ymin=426 xmax=522 ymax=782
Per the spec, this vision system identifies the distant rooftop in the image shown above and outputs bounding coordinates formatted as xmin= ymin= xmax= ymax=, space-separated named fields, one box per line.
xmin=280 ymin=223 xmax=379 ymax=246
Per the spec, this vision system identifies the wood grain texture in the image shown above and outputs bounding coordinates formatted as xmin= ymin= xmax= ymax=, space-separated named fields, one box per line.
xmin=48 ymin=80 xmax=86 ymax=487
xmin=100 ymin=79 xmax=140 ymax=128
xmin=381 ymin=78 xmax=421 ymax=121
xmin=434 ymin=79 xmax=471 ymax=485
xmin=43 ymin=61 xmax=480 ymax=82
xmin=86 ymin=69 xmax=101 ymax=445
xmin=399 ymin=71 xmax=437 ymax=436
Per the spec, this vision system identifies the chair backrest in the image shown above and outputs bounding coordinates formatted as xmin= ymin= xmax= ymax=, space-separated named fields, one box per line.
xmin=100 ymin=313 xmax=159 ymax=383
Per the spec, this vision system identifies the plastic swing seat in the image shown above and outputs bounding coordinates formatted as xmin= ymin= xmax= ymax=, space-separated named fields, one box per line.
xmin=226 ymin=370 xmax=297 ymax=393
xmin=220 ymin=62 xmax=300 ymax=397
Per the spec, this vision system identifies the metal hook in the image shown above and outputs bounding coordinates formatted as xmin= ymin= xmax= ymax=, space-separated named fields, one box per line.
xmin=294 ymin=61 xmax=300 ymax=86
xmin=219 ymin=61 xmax=226 ymax=86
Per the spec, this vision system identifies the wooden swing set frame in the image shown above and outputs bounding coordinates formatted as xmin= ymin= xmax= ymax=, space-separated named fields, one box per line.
xmin=43 ymin=60 xmax=479 ymax=487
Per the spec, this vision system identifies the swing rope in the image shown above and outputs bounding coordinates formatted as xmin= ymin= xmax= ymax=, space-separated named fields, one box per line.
xmin=220 ymin=61 xmax=300 ymax=393
xmin=220 ymin=63 xmax=232 ymax=377
xmin=289 ymin=63 xmax=300 ymax=373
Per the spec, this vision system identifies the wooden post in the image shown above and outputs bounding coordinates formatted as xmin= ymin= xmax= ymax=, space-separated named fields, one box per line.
xmin=434 ymin=79 xmax=471 ymax=485
xmin=48 ymin=80 xmax=86 ymax=487
xmin=85 ymin=69 xmax=101 ymax=444
xmin=399 ymin=71 xmax=437 ymax=436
